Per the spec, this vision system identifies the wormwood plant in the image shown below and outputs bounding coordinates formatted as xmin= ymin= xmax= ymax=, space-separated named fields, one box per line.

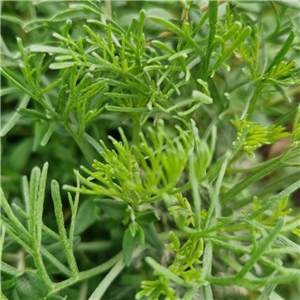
xmin=1 ymin=1 xmax=300 ymax=299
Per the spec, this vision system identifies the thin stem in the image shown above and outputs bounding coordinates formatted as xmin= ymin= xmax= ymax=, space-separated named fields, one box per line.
xmin=50 ymin=251 xmax=123 ymax=294
xmin=182 ymin=285 xmax=199 ymax=300
xmin=0 ymin=225 xmax=6 ymax=261
xmin=41 ymin=246 xmax=73 ymax=277
xmin=32 ymin=248 xmax=53 ymax=285
xmin=202 ymin=241 xmax=213 ymax=279
xmin=235 ymin=219 xmax=285 ymax=279
xmin=203 ymin=151 xmax=230 ymax=229
xmin=200 ymin=0 xmax=228 ymax=12
xmin=64 ymin=122 xmax=93 ymax=164
xmin=243 ymin=84 xmax=263 ymax=121
xmin=49 ymin=231 xmax=180 ymax=295
xmin=88 ymin=245 xmax=146 ymax=299
xmin=189 ymin=156 xmax=201 ymax=231
xmin=180 ymin=0 xmax=188 ymax=22
xmin=221 ymin=156 xmax=284 ymax=205
xmin=88 ymin=260 xmax=124 ymax=300
xmin=132 ymin=113 xmax=141 ymax=146
xmin=69 ymin=177 xmax=80 ymax=250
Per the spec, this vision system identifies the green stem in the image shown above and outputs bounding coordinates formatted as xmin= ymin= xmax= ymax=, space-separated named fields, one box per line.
xmin=189 ymin=156 xmax=201 ymax=231
xmin=0 ymin=225 xmax=6 ymax=262
xmin=88 ymin=245 xmax=146 ymax=299
xmin=50 ymin=251 xmax=123 ymax=294
xmin=182 ymin=285 xmax=199 ymax=300
xmin=222 ymin=223 xmax=248 ymax=233
xmin=64 ymin=122 xmax=93 ymax=164
xmin=49 ymin=231 xmax=184 ymax=296
xmin=236 ymin=219 xmax=285 ymax=279
xmin=221 ymin=156 xmax=284 ymax=205
xmin=203 ymin=152 xmax=230 ymax=229
xmin=132 ymin=113 xmax=141 ymax=146
xmin=244 ymin=84 xmax=263 ymax=121
xmin=32 ymin=248 xmax=52 ymax=286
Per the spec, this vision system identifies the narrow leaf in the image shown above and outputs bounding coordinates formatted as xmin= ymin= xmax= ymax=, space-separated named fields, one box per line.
xmin=41 ymin=123 xmax=55 ymax=147
xmin=0 ymin=87 xmax=19 ymax=97
xmin=142 ymin=223 xmax=164 ymax=252
xmin=49 ymin=62 xmax=76 ymax=69
xmin=149 ymin=17 xmax=184 ymax=37
xmin=1 ymin=95 xmax=31 ymax=136
xmin=145 ymin=256 xmax=189 ymax=287
xmin=1 ymin=261 xmax=23 ymax=277
xmin=17 ymin=108 xmax=50 ymax=121
xmin=221 ymin=156 xmax=284 ymax=205
xmin=151 ymin=40 xmax=175 ymax=54
xmin=36 ymin=162 xmax=49 ymax=246
xmin=1 ymin=14 xmax=24 ymax=26
xmin=29 ymin=45 xmax=69 ymax=54
xmin=236 ymin=219 xmax=285 ymax=279
xmin=265 ymin=31 xmax=295 ymax=74
xmin=106 ymin=105 xmax=150 ymax=113
xmin=206 ymin=0 xmax=218 ymax=69
xmin=0 ymin=67 xmax=35 ymax=98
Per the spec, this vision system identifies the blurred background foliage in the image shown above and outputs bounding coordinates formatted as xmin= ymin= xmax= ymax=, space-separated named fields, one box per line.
xmin=1 ymin=1 xmax=299 ymax=299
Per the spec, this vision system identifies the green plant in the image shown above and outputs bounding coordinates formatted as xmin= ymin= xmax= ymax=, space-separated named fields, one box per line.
xmin=1 ymin=1 xmax=300 ymax=299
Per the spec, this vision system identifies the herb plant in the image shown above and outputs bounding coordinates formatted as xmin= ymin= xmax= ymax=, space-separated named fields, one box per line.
xmin=1 ymin=1 xmax=300 ymax=299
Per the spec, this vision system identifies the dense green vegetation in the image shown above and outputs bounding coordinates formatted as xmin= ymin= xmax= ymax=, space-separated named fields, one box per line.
xmin=1 ymin=1 xmax=299 ymax=299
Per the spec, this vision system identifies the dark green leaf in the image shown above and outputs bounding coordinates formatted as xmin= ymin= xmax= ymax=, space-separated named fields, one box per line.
xmin=9 ymin=138 xmax=33 ymax=172
xmin=123 ymin=228 xmax=139 ymax=265
xmin=1 ymin=261 xmax=23 ymax=277
xmin=74 ymin=199 xmax=98 ymax=235
xmin=135 ymin=211 xmax=160 ymax=226
xmin=94 ymin=198 xmax=128 ymax=220
xmin=142 ymin=223 xmax=163 ymax=252
xmin=16 ymin=271 xmax=50 ymax=300
xmin=46 ymin=295 xmax=67 ymax=300
xmin=138 ymin=225 xmax=145 ymax=246
xmin=33 ymin=121 xmax=49 ymax=151
xmin=206 ymin=0 xmax=218 ymax=70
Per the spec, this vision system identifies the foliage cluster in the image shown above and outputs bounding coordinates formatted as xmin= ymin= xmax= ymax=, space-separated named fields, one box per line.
xmin=1 ymin=1 xmax=300 ymax=300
